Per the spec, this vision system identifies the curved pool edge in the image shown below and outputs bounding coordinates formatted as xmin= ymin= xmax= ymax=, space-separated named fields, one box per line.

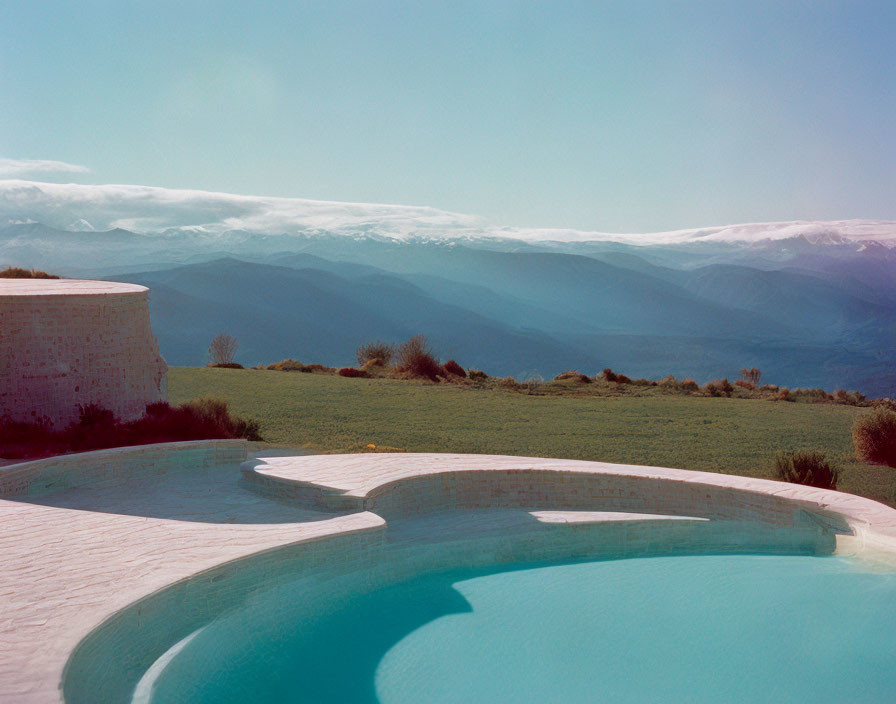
xmin=59 ymin=454 xmax=896 ymax=703
xmin=243 ymin=453 xmax=896 ymax=553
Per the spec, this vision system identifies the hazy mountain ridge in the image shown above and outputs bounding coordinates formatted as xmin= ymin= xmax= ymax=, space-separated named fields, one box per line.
xmin=2 ymin=219 xmax=893 ymax=395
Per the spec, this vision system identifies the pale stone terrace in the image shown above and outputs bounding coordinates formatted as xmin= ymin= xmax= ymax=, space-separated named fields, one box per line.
xmin=0 ymin=280 xmax=148 ymax=295
xmin=0 ymin=449 xmax=381 ymax=703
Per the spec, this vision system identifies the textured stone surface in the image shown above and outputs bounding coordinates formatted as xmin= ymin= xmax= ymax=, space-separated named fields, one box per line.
xmin=245 ymin=453 xmax=896 ymax=550
xmin=0 ymin=279 xmax=167 ymax=427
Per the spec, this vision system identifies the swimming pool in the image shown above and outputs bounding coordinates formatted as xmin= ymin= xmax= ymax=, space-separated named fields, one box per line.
xmin=137 ymin=554 xmax=896 ymax=703
xmin=59 ymin=454 xmax=896 ymax=703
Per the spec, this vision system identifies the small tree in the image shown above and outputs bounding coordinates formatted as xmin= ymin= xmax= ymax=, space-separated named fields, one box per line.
xmin=741 ymin=367 xmax=762 ymax=386
xmin=209 ymin=333 xmax=238 ymax=365
xmin=356 ymin=340 xmax=395 ymax=367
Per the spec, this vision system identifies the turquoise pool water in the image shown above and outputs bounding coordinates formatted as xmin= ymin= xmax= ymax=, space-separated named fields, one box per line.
xmin=139 ymin=555 xmax=896 ymax=703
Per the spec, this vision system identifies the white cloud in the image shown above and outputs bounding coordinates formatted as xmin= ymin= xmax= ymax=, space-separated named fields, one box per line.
xmin=0 ymin=158 xmax=90 ymax=179
xmin=0 ymin=178 xmax=894 ymax=246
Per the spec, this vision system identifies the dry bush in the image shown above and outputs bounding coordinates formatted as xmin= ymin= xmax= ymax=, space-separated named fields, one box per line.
xmin=519 ymin=373 xmax=544 ymax=393
xmin=300 ymin=363 xmax=334 ymax=374
xmin=396 ymin=335 xmax=442 ymax=381
xmin=442 ymin=359 xmax=466 ymax=378
xmin=853 ymin=407 xmax=896 ymax=467
xmin=360 ymin=358 xmax=385 ymax=372
xmin=680 ymin=378 xmax=700 ymax=392
xmin=208 ymin=333 xmax=238 ymax=366
xmin=795 ymin=388 xmax=832 ymax=403
xmin=0 ymin=267 xmax=59 ymax=279
xmin=760 ymin=384 xmax=779 ymax=392
xmin=356 ymin=340 xmax=395 ymax=367
xmin=499 ymin=376 xmax=520 ymax=389
xmin=735 ymin=380 xmax=755 ymax=390
xmin=337 ymin=367 xmax=366 ymax=378
xmin=555 ymin=371 xmax=592 ymax=383
xmin=267 ymin=359 xmax=305 ymax=372
xmin=704 ymin=379 xmax=733 ymax=397
xmin=777 ymin=387 xmax=792 ymax=402
xmin=773 ymin=450 xmax=839 ymax=490
xmin=873 ymin=398 xmax=896 ymax=412
xmin=468 ymin=369 xmax=488 ymax=382
xmin=601 ymin=368 xmax=631 ymax=384
xmin=208 ymin=362 xmax=244 ymax=369
xmin=741 ymin=367 xmax=762 ymax=385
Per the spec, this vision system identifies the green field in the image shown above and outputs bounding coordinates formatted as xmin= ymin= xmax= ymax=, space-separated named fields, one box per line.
xmin=169 ymin=367 xmax=895 ymax=506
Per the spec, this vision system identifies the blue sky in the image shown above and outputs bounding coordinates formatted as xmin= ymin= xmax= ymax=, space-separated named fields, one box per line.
xmin=1 ymin=1 xmax=894 ymax=232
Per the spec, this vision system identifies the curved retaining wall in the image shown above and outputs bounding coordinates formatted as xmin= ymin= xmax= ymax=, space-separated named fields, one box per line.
xmin=0 ymin=279 xmax=167 ymax=427
xmin=0 ymin=440 xmax=248 ymax=499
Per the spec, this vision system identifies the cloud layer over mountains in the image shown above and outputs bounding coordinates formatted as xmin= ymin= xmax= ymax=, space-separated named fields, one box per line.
xmin=1 ymin=179 xmax=894 ymax=246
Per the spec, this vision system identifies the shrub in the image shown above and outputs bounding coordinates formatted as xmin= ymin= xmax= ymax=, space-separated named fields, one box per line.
xmin=139 ymin=399 xmax=262 ymax=443
xmin=601 ymin=368 xmax=631 ymax=383
xmin=735 ymin=380 xmax=755 ymax=390
xmin=760 ymin=384 xmax=779 ymax=392
xmin=468 ymin=369 xmax=488 ymax=382
xmin=777 ymin=387 xmax=792 ymax=402
xmin=267 ymin=359 xmax=304 ymax=372
xmin=555 ymin=371 xmax=592 ymax=383
xmin=853 ymin=407 xmax=896 ymax=467
xmin=442 ymin=359 xmax=466 ymax=378
xmin=519 ymin=373 xmax=544 ymax=392
xmin=0 ymin=266 xmax=59 ymax=279
xmin=658 ymin=375 xmax=678 ymax=388
xmin=632 ymin=378 xmax=656 ymax=386
xmin=208 ymin=362 xmax=244 ymax=369
xmin=396 ymin=334 xmax=442 ymax=381
xmin=337 ymin=367 xmax=365 ymax=378
xmin=0 ymin=399 xmax=262 ymax=459
xmin=740 ymin=367 xmax=762 ymax=385
xmin=360 ymin=358 xmax=385 ymax=372
xmin=704 ymin=379 xmax=733 ymax=397
xmin=773 ymin=450 xmax=840 ymax=490
xmin=208 ymin=333 xmax=238 ymax=366
xmin=499 ymin=376 xmax=519 ymax=389
xmin=796 ymin=388 xmax=832 ymax=402
xmin=680 ymin=378 xmax=700 ymax=392
xmin=357 ymin=340 xmax=395 ymax=367
xmin=300 ymin=363 xmax=334 ymax=374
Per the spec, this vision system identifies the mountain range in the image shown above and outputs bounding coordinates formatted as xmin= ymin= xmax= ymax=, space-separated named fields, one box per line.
xmin=1 ymin=181 xmax=894 ymax=396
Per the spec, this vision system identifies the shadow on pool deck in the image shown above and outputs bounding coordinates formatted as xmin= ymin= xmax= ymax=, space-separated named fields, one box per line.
xmin=13 ymin=464 xmax=333 ymax=525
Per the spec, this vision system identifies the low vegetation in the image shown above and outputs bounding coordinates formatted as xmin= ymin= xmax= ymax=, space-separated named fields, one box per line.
xmin=853 ymin=407 xmax=896 ymax=468
xmin=0 ymin=266 xmax=59 ymax=279
xmin=259 ymin=341 xmax=885 ymax=409
xmin=0 ymin=399 xmax=261 ymax=460
xmin=168 ymin=366 xmax=896 ymax=506
xmin=773 ymin=450 xmax=840 ymax=490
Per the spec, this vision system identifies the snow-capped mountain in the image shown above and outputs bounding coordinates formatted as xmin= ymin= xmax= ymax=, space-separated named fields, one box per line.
xmin=1 ymin=179 xmax=894 ymax=248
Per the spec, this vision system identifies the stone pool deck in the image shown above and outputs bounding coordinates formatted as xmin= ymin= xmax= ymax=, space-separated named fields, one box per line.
xmin=4 ymin=446 xmax=896 ymax=702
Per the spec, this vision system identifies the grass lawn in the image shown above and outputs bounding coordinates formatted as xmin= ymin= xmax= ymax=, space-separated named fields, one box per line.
xmin=169 ymin=367 xmax=896 ymax=506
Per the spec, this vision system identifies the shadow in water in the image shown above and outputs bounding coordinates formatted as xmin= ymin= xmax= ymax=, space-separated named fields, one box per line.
xmin=10 ymin=466 xmax=330 ymax=524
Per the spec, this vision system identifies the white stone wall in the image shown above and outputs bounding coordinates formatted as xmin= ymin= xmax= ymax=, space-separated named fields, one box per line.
xmin=0 ymin=281 xmax=167 ymax=427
